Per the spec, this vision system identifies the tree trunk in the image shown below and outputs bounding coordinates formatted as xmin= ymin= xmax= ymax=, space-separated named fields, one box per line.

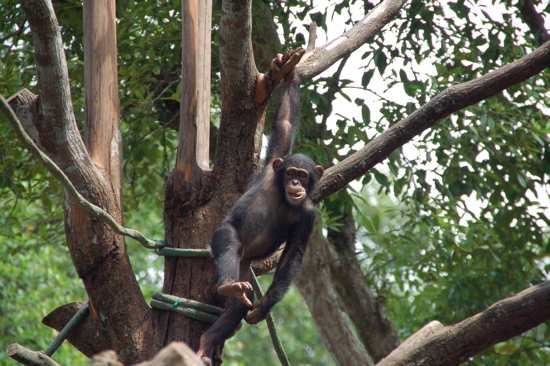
xmin=295 ymin=231 xmax=375 ymax=366
xmin=327 ymin=207 xmax=400 ymax=362
xmin=83 ymin=0 xmax=122 ymax=205
xmin=19 ymin=0 xmax=155 ymax=363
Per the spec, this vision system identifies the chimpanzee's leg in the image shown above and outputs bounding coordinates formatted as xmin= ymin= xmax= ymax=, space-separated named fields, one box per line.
xmin=210 ymin=223 xmax=253 ymax=306
xmin=197 ymin=297 xmax=249 ymax=359
xmin=197 ymin=266 xmax=254 ymax=360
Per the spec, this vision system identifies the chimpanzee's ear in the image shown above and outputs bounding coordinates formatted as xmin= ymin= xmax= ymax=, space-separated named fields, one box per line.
xmin=315 ymin=166 xmax=324 ymax=179
xmin=272 ymin=158 xmax=284 ymax=171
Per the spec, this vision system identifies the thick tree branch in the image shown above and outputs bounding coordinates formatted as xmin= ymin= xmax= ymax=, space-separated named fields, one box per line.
xmin=6 ymin=344 xmax=61 ymax=366
xmin=296 ymin=0 xmax=408 ymax=82
xmin=214 ymin=0 xmax=263 ymax=188
xmin=218 ymin=0 xmax=257 ymax=100
xmin=176 ymin=0 xmax=212 ymax=177
xmin=376 ymin=281 xmax=550 ymax=365
xmin=326 ymin=203 xmax=400 ymax=362
xmin=314 ymin=40 xmax=550 ymax=202
xmin=20 ymin=0 xmax=91 ymax=173
xmin=20 ymin=0 xmax=124 ymax=268
xmin=295 ymin=231 xmax=375 ymax=366
xmin=19 ymin=1 xmax=154 ymax=362
xmin=83 ymin=0 xmax=122 ymax=204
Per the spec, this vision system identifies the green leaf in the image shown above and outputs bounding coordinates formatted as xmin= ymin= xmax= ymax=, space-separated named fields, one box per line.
xmin=362 ymin=69 xmax=375 ymax=88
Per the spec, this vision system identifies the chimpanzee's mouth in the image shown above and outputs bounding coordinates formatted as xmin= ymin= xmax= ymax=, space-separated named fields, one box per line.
xmin=288 ymin=190 xmax=305 ymax=200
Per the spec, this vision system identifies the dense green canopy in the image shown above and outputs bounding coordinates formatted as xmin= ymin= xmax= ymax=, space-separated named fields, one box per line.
xmin=1 ymin=0 xmax=549 ymax=365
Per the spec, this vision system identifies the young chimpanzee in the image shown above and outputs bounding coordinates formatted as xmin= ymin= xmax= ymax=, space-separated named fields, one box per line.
xmin=197 ymin=57 xmax=323 ymax=360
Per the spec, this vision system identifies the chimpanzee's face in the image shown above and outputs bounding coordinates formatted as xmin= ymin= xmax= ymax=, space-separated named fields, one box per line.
xmin=283 ymin=167 xmax=309 ymax=206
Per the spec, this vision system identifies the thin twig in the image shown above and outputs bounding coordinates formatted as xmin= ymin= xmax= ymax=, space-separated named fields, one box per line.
xmin=250 ymin=270 xmax=291 ymax=366
xmin=322 ymin=251 xmax=362 ymax=266
xmin=365 ymin=256 xmax=396 ymax=277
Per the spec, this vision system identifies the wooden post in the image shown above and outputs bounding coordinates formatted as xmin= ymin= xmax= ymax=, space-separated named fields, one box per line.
xmin=176 ymin=0 xmax=212 ymax=179
xmin=83 ymin=0 xmax=122 ymax=204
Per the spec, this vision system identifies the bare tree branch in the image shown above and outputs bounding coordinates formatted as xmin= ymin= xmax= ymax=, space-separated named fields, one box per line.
xmin=314 ymin=40 xmax=550 ymax=202
xmin=295 ymin=231 xmax=375 ymax=366
xmin=296 ymin=0 xmax=408 ymax=82
xmin=376 ymin=281 xmax=550 ymax=366
xmin=6 ymin=344 xmax=61 ymax=366
xmin=20 ymin=0 xmax=91 ymax=173
xmin=218 ymin=0 xmax=257 ymax=99
xmin=83 ymin=0 xmax=122 ymax=205
xmin=176 ymin=0 xmax=212 ymax=177
xmin=214 ymin=0 xmax=263 ymax=187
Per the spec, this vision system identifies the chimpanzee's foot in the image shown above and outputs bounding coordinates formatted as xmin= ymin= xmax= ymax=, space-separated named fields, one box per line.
xmin=196 ymin=350 xmax=211 ymax=366
xmin=217 ymin=281 xmax=253 ymax=307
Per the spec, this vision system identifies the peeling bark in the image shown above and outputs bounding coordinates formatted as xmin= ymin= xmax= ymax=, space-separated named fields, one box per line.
xmin=296 ymin=0 xmax=408 ymax=83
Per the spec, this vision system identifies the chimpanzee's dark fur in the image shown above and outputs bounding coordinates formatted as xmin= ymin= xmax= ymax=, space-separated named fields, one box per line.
xmin=197 ymin=64 xmax=323 ymax=361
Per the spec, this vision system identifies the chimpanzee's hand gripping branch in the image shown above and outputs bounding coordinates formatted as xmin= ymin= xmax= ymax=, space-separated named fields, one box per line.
xmin=197 ymin=55 xmax=323 ymax=360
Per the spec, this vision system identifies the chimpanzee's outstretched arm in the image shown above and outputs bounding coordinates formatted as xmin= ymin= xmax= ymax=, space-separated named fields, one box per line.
xmin=264 ymin=74 xmax=301 ymax=164
xmin=245 ymin=210 xmax=316 ymax=325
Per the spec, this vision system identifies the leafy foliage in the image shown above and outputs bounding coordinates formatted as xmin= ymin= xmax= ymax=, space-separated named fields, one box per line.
xmin=343 ymin=0 xmax=550 ymax=363
xmin=1 ymin=0 xmax=549 ymax=365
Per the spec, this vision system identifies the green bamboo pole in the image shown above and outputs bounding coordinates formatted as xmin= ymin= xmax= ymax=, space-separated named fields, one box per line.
xmin=150 ymin=300 xmax=219 ymax=323
xmin=152 ymin=292 xmax=223 ymax=315
xmin=156 ymin=247 xmax=211 ymax=257
xmin=45 ymin=303 xmax=90 ymax=356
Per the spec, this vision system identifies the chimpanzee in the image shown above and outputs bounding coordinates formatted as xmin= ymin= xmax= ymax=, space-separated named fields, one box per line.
xmin=197 ymin=57 xmax=323 ymax=360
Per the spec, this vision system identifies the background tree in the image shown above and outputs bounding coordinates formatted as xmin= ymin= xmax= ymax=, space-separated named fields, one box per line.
xmin=1 ymin=0 xmax=549 ymax=366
